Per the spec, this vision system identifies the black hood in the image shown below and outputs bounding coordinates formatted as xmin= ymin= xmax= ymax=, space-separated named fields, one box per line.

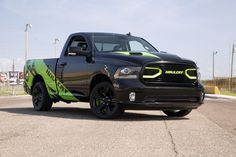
xmin=97 ymin=51 xmax=196 ymax=66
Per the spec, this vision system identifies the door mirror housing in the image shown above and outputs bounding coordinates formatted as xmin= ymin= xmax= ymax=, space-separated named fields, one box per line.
xmin=68 ymin=46 xmax=91 ymax=57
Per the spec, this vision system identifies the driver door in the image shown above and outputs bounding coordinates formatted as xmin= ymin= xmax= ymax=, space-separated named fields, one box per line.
xmin=56 ymin=35 xmax=93 ymax=100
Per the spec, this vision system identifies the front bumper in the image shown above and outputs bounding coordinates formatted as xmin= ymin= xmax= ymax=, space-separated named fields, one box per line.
xmin=113 ymin=79 xmax=204 ymax=110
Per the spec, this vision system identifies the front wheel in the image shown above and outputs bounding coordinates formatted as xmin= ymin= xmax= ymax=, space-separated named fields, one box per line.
xmin=162 ymin=109 xmax=192 ymax=117
xmin=90 ymin=82 xmax=124 ymax=119
xmin=32 ymin=82 xmax=53 ymax=111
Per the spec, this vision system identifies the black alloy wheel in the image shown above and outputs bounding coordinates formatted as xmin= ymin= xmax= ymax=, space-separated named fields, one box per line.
xmin=90 ymin=82 xmax=124 ymax=119
xmin=32 ymin=82 xmax=53 ymax=111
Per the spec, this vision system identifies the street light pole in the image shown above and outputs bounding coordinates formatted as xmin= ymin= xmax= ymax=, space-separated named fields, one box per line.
xmin=12 ymin=59 xmax=15 ymax=72
xmin=230 ymin=44 xmax=235 ymax=91
xmin=212 ymin=51 xmax=218 ymax=81
xmin=54 ymin=38 xmax=60 ymax=57
xmin=25 ymin=24 xmax=32 ymax=62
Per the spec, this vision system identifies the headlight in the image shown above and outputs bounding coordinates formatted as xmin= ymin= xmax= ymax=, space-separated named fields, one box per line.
xmin=197 ymin=67 xmax=201 ymax=80
xmin=114 ymin=67 xmax=141 ymax=79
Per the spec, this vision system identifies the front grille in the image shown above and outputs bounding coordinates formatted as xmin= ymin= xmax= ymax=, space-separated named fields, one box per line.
xmin=142 ymin=63 xmax=197 ymax=85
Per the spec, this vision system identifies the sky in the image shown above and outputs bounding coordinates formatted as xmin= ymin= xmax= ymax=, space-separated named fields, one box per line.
xmin=0 ymin=0 xmax=236 ymax=80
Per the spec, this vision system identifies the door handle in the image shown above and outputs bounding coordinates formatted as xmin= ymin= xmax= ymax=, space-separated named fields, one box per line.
xmin=59 ymin=62 xmax=67 ymax=66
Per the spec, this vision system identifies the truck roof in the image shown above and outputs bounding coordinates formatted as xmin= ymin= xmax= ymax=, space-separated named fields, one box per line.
xmin=70 ymin=32 xmax=135 ymax=38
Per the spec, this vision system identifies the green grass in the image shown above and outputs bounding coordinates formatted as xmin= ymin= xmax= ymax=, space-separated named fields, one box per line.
xmin=0 ymin=85 xmax=26 ymax=96
xmin=220 ymin=90 xmax=236 ymax=97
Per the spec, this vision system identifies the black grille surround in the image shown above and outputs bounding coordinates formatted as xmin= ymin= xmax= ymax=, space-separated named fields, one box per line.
xmin=141 ymin=62 xmax=198 ymax=87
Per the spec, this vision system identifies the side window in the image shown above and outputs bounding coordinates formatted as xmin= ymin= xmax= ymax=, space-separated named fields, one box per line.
xmin=129 ymin=40 xmax=148 ymax=52
xmin=95 ymin=43 xmax=121 ymax=52
xmin=66 ymin=36 xmax=88 ymax=56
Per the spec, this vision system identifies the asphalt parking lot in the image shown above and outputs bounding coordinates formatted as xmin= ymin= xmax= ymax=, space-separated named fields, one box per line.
xmin=0 ymin=96 xmax=236 ymax=157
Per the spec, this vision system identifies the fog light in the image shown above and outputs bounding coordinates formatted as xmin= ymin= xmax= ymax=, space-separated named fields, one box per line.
xmin=129 ymin=92 xmax=135 ymax=102
xmin=201 ymin=92 xmax=205 ymax=102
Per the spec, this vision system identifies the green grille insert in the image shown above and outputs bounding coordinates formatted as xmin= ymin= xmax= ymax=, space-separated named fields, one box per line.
xmin=142 ymin=67 xmax=162 ymax=79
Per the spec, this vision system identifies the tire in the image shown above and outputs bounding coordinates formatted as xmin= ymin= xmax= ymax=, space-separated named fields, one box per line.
xmin=162 ymin=109 xmax=192 ymax=117
xmin=90 ymin=82 xmax=124 ymax=119
xmin=32 ymin=82 xmax=53 ymax=111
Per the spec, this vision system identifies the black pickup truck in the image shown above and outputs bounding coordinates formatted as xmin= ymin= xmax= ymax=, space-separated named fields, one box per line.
xmin=24 ymin=32 xmax=204 ymax=118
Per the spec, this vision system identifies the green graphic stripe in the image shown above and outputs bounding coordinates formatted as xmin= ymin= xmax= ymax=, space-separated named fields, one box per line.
xmin=112 ymin=51 xmax=160 ymax=58
xmin=24 ymin=60 xmax=35 ymax=88
xmin=25 ymin=60 xmax=78 ymax=101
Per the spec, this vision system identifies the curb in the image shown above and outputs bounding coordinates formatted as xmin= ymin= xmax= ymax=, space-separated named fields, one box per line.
xmin=205 ymin=94 xmax=236 ymax=100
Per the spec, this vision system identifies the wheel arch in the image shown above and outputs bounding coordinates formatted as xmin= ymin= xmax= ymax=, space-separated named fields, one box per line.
xmin=31 ymin=75 xmax=45 ymax=94
xmin=89 ymin=74 xmax=112 ymax=95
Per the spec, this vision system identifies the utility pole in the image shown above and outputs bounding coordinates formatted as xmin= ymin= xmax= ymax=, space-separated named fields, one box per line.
xmin=12 ymin=59 xmax=15 ymax=72
xmin=230 ymin=44 xmax=235 ymax=92
xmin=212 ymin=51 xmax=218 ymax=85
xmin=54 ymin=38 xmax=60 ymax=57
xmin=25 ymin=24 xmax=32 ymax=62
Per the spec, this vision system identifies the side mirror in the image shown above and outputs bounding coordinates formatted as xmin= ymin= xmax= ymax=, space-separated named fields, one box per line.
xmin=68 ymin=46 xmax=91 ymax=57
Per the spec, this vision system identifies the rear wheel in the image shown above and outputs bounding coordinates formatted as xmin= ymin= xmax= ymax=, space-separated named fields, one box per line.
xmin=32 ymin=82 xmax=53 ymax=111
xmin=90 ymin=82 xmax=124 ymax=119
xmin=162 ymin=109 xmax=192 ymax=117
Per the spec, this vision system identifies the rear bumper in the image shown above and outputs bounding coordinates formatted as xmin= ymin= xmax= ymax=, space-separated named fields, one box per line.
xmin=113 ymin=79 xmax=204 ymax=110
xmin=23 ymin=82 xmax=31 ymax=95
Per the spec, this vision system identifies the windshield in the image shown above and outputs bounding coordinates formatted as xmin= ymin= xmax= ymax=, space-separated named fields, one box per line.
xmin=93 ymin=34 xmax=158 ymax=53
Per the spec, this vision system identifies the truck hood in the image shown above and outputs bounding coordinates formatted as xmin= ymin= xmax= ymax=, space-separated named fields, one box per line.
xmin=98 ymin=51 xmax=196 ymax=66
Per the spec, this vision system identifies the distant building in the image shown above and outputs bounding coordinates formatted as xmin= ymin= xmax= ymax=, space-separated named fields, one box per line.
xmin=0 ymin=72 xmax=8 ymax=82
xmin=0 ymin=71 xmax=24 ymax=85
